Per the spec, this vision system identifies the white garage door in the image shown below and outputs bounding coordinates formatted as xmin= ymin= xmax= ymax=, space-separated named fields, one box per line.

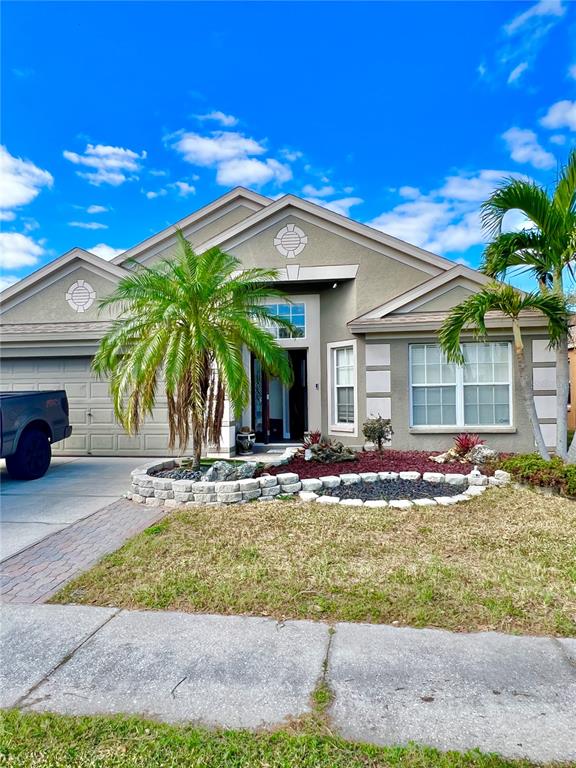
xmin=1 ymin=356 xmax=173 ymax=456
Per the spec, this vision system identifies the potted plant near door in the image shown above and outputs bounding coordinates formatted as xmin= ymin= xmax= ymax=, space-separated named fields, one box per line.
xmin=236 ymin=426 xmax=256 ymax=454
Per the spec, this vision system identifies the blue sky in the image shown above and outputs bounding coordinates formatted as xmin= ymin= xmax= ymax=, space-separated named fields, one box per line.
xmin=1 ymin=0 xmax=575 ymax=290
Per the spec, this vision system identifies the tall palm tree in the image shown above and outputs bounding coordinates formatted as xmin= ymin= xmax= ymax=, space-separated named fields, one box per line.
xmin=93 ymin=233 xmax=294 ymax=468
xmin=480 ymin=150 xmax=576 ymax=459
xmin=439 ymin=282 xmax=569 ymax=460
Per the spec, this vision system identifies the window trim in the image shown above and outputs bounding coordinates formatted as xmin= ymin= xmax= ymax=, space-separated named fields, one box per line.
xmin=327 ymin=340 xmax=358 ymax=436
xmin=409 ymin=342 xmax=513 ymax=430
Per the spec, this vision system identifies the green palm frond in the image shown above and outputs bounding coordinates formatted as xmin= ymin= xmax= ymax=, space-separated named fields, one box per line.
xmin=481 ymin=230 xmax=551 ymax=284
xmin=480 ymin=179 xmax=561 ymax=239
xmin=93 ymin=237 xmax=295 ymax=460
xmin=553 ymin=148 xmax=576 ymax=216
xmin=439 ymin=282 xmax=569 ymax=363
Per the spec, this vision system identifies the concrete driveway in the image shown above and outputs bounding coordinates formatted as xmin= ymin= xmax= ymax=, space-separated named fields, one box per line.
xmin=0 ymin=457 xmax=144 ymax=561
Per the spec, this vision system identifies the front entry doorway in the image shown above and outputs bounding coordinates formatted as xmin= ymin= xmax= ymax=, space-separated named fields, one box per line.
xmin=251 ymin=350 xmax=308 ymax=443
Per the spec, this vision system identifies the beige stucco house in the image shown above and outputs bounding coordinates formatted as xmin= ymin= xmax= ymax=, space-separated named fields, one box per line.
xmin=0 ymin=188 xmax=557 ymax=456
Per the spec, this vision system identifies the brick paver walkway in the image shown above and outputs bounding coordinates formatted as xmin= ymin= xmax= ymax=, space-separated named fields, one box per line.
xmin=0 ymin=499 xmax=166 ymax=604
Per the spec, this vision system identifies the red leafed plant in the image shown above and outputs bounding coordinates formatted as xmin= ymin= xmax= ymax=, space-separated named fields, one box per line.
xmin=453 ymin=433 xmax=485 ymax=457
xmin=304 ymin=430 xmax=322 ymax=447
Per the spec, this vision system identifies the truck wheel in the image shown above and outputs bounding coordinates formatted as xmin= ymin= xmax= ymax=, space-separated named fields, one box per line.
xmin=5 ymin=428 xmax=52 ymax=480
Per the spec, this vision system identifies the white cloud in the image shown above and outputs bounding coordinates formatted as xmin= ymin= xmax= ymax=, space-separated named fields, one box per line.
xmin=86 ymin=204 xmax=108 ymax=214
xmin=0 ymin=232 xmax=44 ymax=269
xmin=172 ymin=131 xmax=265 ymax=166
xmin=144 ymin=189 xmax=168 ymax=199
xmin=0 ymin=274 xmax=20 ymax=291
xmin=507 ymin=61 xmax=528 ymax=84
xmin=280 ymin=148 xmax=303 ymax=162
xmin=540 ymin=100 xmax=576 ymax=131
xmin=89 ymin=243 xmax=125 ymax=261
xmin=302 ymin=184 xmax=335 ymax=197
xmin=149 ymin=169 xmax=168 ymax=177
xmin=368 ymin=168 xmax=526 ymax=256
xmin=0 ymin=146 xmax=53 ymax=216
xmin=0 ymin=211 xmax=16 ymax=221
xmin=550 ymin=134 xmax=567 ymax=145
xmin=63 ymin=143 xmax=146 ymax=186
xmin=502 ymin=127 xmax=555 ymax=169
xmin=171 ymin=181 xmax=196 ymax=196
xmin=216 ymin=157 xmax=291 ymax=186
xmin=398 ymin=185 xmax=421 ymax=199
xmin=504 ymin=0 xmax=565 ymax=35
xmin=172 ymin=128 xmax=293 ymax=189
xmin=305 ymin=196 xmax=363 ymax=217
xmin=68 ymin=221 xmax=108 ymax=230
xmin=437 ymin=169 xmax=514 ymax=202
xmin=196 ymin=111 xmax=239 ymax=127
xmin=569 ymin=64 xmax=576 ymax=80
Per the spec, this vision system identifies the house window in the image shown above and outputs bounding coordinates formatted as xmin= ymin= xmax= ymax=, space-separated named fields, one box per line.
xmin=333 ymin=345 xmax=355 ymax=425
xmin=263 ymin=303 xmax=305 ymax=338
xmin=410 ymin=342 xmax=512 ymax=428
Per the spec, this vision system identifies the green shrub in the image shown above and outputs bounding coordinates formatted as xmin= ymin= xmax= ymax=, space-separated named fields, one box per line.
xmin=362 ymin=416 xmax=393 ymax=451
xmin=499 ymin=453 xmax=576 ymax=496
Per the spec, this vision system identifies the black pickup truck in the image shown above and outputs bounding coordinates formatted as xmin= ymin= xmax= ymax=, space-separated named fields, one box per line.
xmin=0 ymin=391 xmax=72 ymax=480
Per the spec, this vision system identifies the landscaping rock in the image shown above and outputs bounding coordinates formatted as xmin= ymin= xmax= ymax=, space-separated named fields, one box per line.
xmin=194 ymin=493 xmax=218 ymax=503
xmin=464 ymin=485 xmax=486 ymax=496
xmin=319 ymin=475 xmax=341 ymax=488
xmin=412 ymin=498 xmax=437 ymax=506
xmin=466 ymin=445 xmax=498 ymax=464
xmin=301 ymin=478 xmax=323 ymax=492
xmin=137 ymin=476 xmax=154 ymax=488
xmin=164 ymin=499 xmax=181 ymax=509
xmin=217 ymin=492 xmax=243 ymax=503
xmin=261 ymin=485 xmax=282 ymax=498
xmin=422 ymin=472 xmax=444 ymax=483
xmin=193 ymin=482 xmax=216 ymax=493
xmin=467 ymin=473 xmax=489 ymax=486
xmin=299 ymin=491 xmax=319 ymax=502
xmin=145 ymin=497 xmax=163 ymax=507
xmin=258 ymin=476 xmax=278 ymax=488
xmin=236 ymin=462 xmax=258 ymax=479
xmin=276 ymin=472 xmax=299 ymax=485
xmin=364 ymin=500 xmax=388 ymax=508
xmin=378 ymin=471 xmax=398 ymax=480
xmin=152 ymin=478 xmax=173 ymax=491
xmin=281 ymin=482 xmax=302 ymax=494
xmin=399 ymin=471 xmax=420 ymax=481
xmin=154 ymin=490 xmax=174 ymax=500
xmin=215 ymin=481 xmax=239 ymax=493
xmin=174 ymin=492 xmax=194 ymax=502
xmin=340 ymin=473 xmax=361 ymax=485
xmin=172 ymin=480 xmax=194 ymax=492
xmin=237 ymin=479 xmax=259 ymax=492
xmin=435 ymin=496 xmax=459 ymax=505
xmin=494 ymin=469 xmax=511 ymax=483
xmin=308 ymin=440 xmax=357 ymax=464
xmin=204 ymin=461 xmax=238 ymax=482
xmin=242 ymin=490 xmax=261 ymax=501
xmin=444 ymin=473 xmax=466 ymax=486
xmin=388 ymin=500 xmax=412 ymax=509
xmin=339 ymin=498 xmax=364 ymax=506
xmin=359 ymin=472 xmax=378 ymax=483
xmin=315 ymin=495 xmax=341 ymax=505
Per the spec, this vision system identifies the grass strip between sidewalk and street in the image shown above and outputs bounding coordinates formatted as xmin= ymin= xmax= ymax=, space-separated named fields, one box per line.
xmin=0 ymin=710 xmax=556 ymax=768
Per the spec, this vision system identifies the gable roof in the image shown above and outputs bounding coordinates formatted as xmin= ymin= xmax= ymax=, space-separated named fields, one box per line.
xmin=112 ymin=186 xmax=270 ymax=266
xmin=194 ymin=194 xmax=457 ymax=276
xmin=349 ymin=265 xmax=491 ymax=323
xmin=0 ymin=247 xmax=129 ymax=309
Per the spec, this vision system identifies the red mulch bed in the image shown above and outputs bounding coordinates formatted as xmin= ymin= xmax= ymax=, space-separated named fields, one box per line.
xmin=262 ymin=450 xmax=496 ymax=479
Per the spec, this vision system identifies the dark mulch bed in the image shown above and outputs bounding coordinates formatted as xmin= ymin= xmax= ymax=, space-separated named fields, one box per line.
xmin=324 ymin=478 xmax=462 ymax=501
xmin=264 ymin=450 xmax=492 ymax=479
xmin=152 ymin=468 xmax=203 ymax=481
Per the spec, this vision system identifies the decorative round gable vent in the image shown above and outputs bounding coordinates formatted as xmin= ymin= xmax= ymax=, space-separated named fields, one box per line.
xmin=274 ymin=224 xmax=308 ymax=258
xmin=66 ymin=280 xmax=96 ymax=313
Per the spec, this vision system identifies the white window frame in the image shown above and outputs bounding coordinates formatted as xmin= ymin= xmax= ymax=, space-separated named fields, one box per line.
xmin=327 ymin=340 xmax=358 ymax=435
xmin=409 ymin=342 xmax=513 ymax=430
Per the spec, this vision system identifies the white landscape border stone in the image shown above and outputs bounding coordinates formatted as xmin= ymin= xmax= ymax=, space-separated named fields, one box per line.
xmin=127 ymin=461 xmax=511 ymax=509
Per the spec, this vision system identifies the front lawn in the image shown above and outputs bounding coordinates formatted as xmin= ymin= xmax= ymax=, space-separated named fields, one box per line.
xmin=0 ymin=710 xmax=547 ymax=768
xmin=53 ymin=487 xmax=576 ymax=636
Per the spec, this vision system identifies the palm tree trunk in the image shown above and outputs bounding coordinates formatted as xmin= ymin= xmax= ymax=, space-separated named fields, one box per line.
xmin=556 ymin=332 xmax=569 ymax=460
xmin=513 ymin=321 xmax=550 ymax=460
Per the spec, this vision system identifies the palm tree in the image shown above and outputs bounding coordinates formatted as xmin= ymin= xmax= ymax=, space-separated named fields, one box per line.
xmin=93 ymin=233 xmax=294 ymax=469
xmin=439 ymin=282 xmax=569 ymax=460
xmin=480 ymin=150 xmax=576 ymax=459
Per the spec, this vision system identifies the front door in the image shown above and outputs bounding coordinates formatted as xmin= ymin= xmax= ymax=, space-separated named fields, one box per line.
xmin=251 ymin=350 xmax=308 ymax=443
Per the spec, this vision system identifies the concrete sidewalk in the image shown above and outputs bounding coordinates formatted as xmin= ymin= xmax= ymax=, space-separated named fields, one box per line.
xmin=1 ymin=604 xmax=575 ymax=763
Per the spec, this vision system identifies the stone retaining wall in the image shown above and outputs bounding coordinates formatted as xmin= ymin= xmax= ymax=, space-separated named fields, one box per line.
xmin=127 ymin=460 xmax=511 ymax=509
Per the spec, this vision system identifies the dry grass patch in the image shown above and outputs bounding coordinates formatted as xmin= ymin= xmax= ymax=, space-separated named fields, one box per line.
xmin=54 ymin=487 xmax=576 ymax=636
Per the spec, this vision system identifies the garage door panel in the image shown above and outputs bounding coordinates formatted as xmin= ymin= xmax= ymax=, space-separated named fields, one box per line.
xmin=2 ymin=356 xmax=173 ymax=457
